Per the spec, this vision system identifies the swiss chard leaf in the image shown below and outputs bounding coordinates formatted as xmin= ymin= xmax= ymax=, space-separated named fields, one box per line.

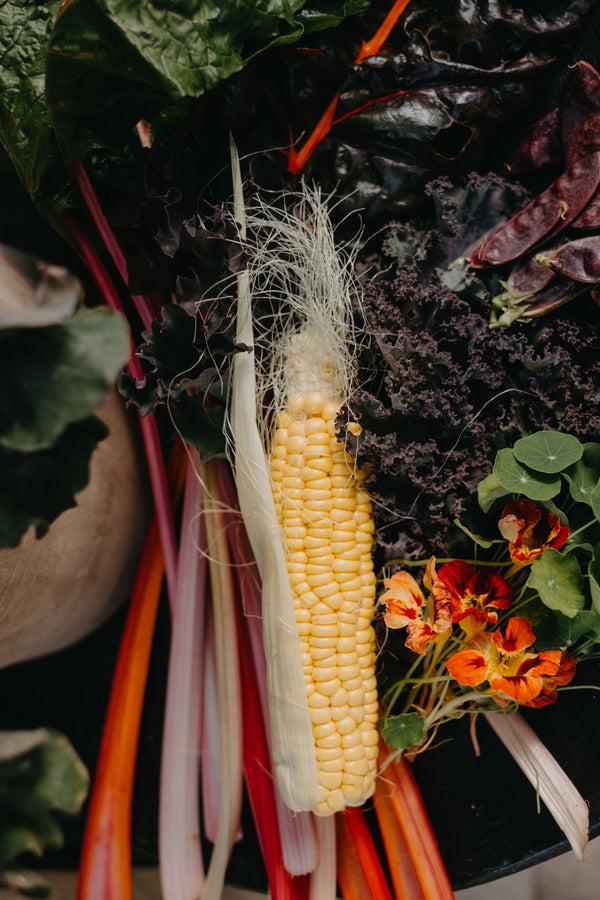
xmin=0 ymin=1 xmax=69 ymax=214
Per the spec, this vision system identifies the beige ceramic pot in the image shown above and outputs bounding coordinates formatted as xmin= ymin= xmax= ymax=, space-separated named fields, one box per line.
xmin=0 ymin=244 xmax=151 ymax=668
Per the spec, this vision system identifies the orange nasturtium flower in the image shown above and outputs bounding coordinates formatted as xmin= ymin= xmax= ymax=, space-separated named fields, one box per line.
xmin=446 ymin=617 xmax=565 ymax=706
xmin=498 ymin=498 xmax=569 ymax=563
xmin=431 ymin=560 xmax=512 ymax=635
xmin=380 ymin=558 xmax=452 ymax=654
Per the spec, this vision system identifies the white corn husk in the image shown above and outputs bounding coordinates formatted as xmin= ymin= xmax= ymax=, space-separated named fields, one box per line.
xmin=228 ymin=135 xmax=320 ymax=811
xmin=486 ymin=711 xmax=589 ymax=861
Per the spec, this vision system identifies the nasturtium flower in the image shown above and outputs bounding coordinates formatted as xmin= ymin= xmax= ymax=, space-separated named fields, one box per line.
xmin=431 ymin=560 xmax=512 ymax=634
xmin=446 ymin=617 xmax=563 ymax=706
xmin=498 ymin=498 xmax=569 ymax=563
xmin=380 ymin=558 xmax=452 ymax=654
xmin=522 ymin=651 xmax=576 ymax=708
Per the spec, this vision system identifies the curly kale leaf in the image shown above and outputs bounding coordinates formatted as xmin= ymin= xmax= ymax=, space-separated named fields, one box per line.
xmin=348 ymin=173 xmax=600 ymax=561
xmin=120 ymin=301 xmax=245 ymax=461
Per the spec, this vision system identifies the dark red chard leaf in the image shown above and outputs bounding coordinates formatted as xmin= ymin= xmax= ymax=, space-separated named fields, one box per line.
xmin=510 ymin=106 xmax=562 ymax=173
xmin=560 ymin=60 xmax=600 ymax=166
xmin=471 ymin=150 xmax=600 ymax=266
xmin=536 ymin=235 xmax=600 ymax=283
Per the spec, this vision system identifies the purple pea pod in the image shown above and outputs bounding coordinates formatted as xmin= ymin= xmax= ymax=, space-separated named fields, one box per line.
xmin=511 ymin=106 xmax=562 ymax=174
xmin=506 ymin=249 xmax=557 ymax=296
xmin=518 ymin=279 xmax=587 ymax=319
xmin=470 ymin=151 xmax=600 ymax=267
xmin=536 ymin=235 xmax=600 ymax=283
xmin=561 ymin=61 xmax=600 ymax=167
xmin=571 ymin=187 xmax=600 ymax=229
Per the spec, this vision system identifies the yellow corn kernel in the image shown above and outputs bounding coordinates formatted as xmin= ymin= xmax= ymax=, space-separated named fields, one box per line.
xmin=269 ymin=391 xmax=379 ymax=815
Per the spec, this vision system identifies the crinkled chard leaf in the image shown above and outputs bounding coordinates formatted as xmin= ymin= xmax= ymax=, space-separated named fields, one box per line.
xmin=0 ymin=2 xmax=70 ymax=215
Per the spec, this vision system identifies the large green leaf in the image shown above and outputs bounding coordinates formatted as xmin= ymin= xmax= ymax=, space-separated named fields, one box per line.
xmin=0 ymin=307 xmax=129 ymax=452
xmin=0 ymin=2 xmax=69 ymax=212
xmin=527 ymin=548 xmax=585 ymax=618
xmin=45 ymin=0 xmax=368 ymax=163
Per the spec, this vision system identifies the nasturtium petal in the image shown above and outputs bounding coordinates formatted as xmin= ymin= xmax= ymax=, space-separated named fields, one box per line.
xmin=527 ymin=548 xmax=585 ymax=618
xmin=513 ymin=430 xmax=582 ymax=474
xmin=382 ymin=713 xmax=425 ymax=752
xmin=493 ymin=448 xmax=561 ymax=501
xmin=563 ymin=458 xmax=600 ymax=505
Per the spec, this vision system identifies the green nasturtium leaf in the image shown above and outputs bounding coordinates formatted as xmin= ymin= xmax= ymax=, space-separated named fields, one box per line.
xmin=533 ymin=608 xmax=600 ymax=650
xmin=563 ymin=458 xmax=600 ymax=505
xmin=453 ymin=518 xmax=501 ymax=549
xmin=0 ymin=308 xmax=129 ymax=452
xmin=590 ymin=479 xmax=600 ymax=526
xmin=382 ymin=713 xmax=425 ymax=752
xmin=492 ymin=448 xmax=561 ymax=501
xmin=513 ymin=430 xmax=583 ymax=474
xmin=589 ymin=543 xmax=600 ymax=615
xmin=527 ymin=548 xmax=585 ymax=618
xmin=477 ymin=471 xmax=510 ymax=513
xmin=582 ymin=442 xmax=600 ymax=472
xmin=0 ymin=729 xmax=89 ymax=874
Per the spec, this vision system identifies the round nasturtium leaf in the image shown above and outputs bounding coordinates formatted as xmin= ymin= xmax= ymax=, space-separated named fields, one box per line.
xmin=493 ymin=448 xmax=561 ymax=501
xmin=527 ymin=548 xmax=585 ymax=618
xmin=382 ymin=713 xmax=425 ymax=752
xmin=513 ymin=430 xmax=583 ymax=474
xmin=564 ymin=458 xmax=600 ymax=505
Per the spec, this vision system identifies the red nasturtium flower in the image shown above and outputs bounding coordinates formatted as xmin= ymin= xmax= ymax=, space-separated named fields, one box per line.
xmin=522 ymin=651 xmax=577 ymax=708
xmin=446 ymin=617 xmax=565 ymax=706
xmin=380 ymin=557 xmax=452 ymax=654
xmin=431 ymin=560 xmax=512 ymax=635
xmin=498 ymin=498 xmax=569 ymax=563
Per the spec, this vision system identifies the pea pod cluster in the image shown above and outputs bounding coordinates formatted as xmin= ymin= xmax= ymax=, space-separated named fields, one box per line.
xmin=469 ymin=61 xmax=600 ymax=327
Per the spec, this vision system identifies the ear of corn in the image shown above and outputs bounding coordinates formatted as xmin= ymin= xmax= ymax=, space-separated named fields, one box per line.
xmin=228 ymin=149 xmax=378 ymax=816
xmin=270 ymin=358 xmax=378 ymax=816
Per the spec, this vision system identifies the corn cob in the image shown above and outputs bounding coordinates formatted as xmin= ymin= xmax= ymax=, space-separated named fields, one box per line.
xmin=269 ymin=338 xmax=378 ymax=816
xmin=229 ymin=145 xmax=379 ymax=816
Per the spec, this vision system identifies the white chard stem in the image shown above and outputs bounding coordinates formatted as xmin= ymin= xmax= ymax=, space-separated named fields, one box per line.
xmin=485 ymin=711 xmax=589 ymax=861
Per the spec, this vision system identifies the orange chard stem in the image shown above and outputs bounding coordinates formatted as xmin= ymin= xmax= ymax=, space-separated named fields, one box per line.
xmin=288 ymin=0 xmax=412 ymax=171
xmin=288 ymin=94 xmax=340 ymax=174
xmin=355 ymin=0 xmax=412 ymax=62
xmin=77 ymin=441 xmax=187 ymax=900
xmin=337 ymin=808 xmax=394 ymax=900
xmin=380 ymin=750 xmax=455 ymax=900
xmin=373 ymin=777 xmax=425 ymax=900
